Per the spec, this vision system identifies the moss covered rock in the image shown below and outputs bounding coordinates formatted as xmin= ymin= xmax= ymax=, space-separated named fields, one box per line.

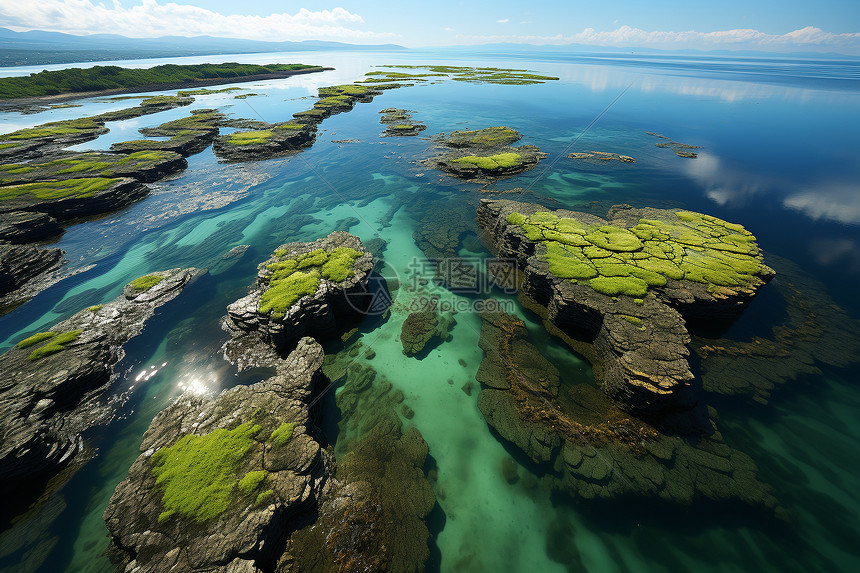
xmin=223 ymin=231 xmax=377 ymax=367
xmin=477 ymin=199 xmax=774 ymax=414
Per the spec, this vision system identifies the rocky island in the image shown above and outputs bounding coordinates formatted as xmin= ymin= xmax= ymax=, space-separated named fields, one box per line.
xmin=432 ymin=126 xmax=546 ymax=181
xmin=0 ymin=267 xmax=203 ymax=521
xmin=477 ymin=199 xmax=774 ymax=415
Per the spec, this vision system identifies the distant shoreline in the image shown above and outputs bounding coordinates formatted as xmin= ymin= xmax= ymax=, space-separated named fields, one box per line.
xmin=0 ymin=66 xmax=333 ymax=110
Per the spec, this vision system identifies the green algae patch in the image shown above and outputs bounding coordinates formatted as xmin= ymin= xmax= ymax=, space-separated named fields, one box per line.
xmin=321 ymin=247 xmax=362 ymax=281
xmin=452 ymin=152 xmax=522 ymax=170
xmin=269 ymin=422 xmax=295 ymax=446
xmin=16 ymin=331 xmax=58 ymax=349
xmin=260 ymin=269 xmax=320 ymax=318
xmin=27 ymin=330 xmax=82 ymax=360
xmin=228 ymin=130 xmax=273 ymax=146
xmin=151 ymin=422 xmax=262 ymax=523
xmin=128 ymin=274 xmax=163 ymax=292
xmin=260 ymin=246 xmax=363 ymax=317
xmin=507 ymin=209 xmax=767 ymax=298
xmin=238 ymin=470 xmax=269 ymax=496
xmin=0 ymin=177 xmax=119 ymax=202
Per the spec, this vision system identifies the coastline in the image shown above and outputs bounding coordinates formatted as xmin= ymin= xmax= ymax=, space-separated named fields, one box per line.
xmin=0 ymin=66 xmax=333 ymax=109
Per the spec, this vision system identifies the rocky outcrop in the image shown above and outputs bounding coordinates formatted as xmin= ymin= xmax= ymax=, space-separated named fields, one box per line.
xmin=0 ymin=211 xmax=62 ymax=243
xmin=475 ymin=310 xmax=779 ymax=510
xmin=477 ymin=199 xmax=774 ymax=414
xmin=0 ymin=177 xmax=148 ymax=222
xmin=223 ymin=232 xmax=376 ymax=367
xmin=0 ymin=242 xmax=64 ymax=296
xmin=400 ymin=298 xmax=455 ymax=357
xmin=431 ymin=127 xmax=545 ymax=181
xmin=104 ymin=338 xmax=330 ymax=573
xmin=0 ymin=268 xmax=203 ymax=495
xmin=379 ymin=108 xmax=426 ymax=137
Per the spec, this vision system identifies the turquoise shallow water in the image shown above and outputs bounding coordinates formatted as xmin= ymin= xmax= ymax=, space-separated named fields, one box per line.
xmin=1 ymin=50 xmax=860 ymax=572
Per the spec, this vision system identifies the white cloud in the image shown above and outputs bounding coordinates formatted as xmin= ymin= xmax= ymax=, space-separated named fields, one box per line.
xmin=0 ymin=0 xmax=395 ymax=42
xmin=451 ymin=24 xmax=860 ymax=53
xmin=784 ymin=184 xmax=860 ymax=225
xmin=497 ymin=18 xmax=509 ymax=24
xmin=444 ymin=27 xmax=454 ymax=32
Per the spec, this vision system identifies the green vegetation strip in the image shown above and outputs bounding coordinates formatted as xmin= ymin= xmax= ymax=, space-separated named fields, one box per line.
xmin=25 ymin=330 xmax=82 ymax=360
xmin=128 ymin=274 xmax=163 ymax=292
xmin=452 ymin=152 xmax=522 ymax=170
xmin=506 ymin=209 xmax=764 ymax=297
xmin=0 ymin=63 xmax=318 ymax=100
xmin=0 ymin=177 xmax=119 ymax=202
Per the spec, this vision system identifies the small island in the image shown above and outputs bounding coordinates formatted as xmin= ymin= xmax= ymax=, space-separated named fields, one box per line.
xmin=0 ymin=62 xmax=328 ymax=103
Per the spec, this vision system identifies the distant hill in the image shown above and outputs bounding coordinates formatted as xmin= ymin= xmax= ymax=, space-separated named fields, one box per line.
xmin=0 ymin=28 xmax=406 ymax=67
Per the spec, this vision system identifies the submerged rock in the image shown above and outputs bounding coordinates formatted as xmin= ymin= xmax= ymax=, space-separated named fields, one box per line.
xmin=223 ymin=231 xmax=377 ymax=368
xmin=379 ymin=108 xmax=426 ymax=137
xmin=474 ymin=310 xmax=779 ymax=510
xmin=0 ymin=267 xmax=203 ymax=506
xmin=477 ymin=199 xmax=774 ymax=414
xmin=400 ymin=298 xmax=455 ymax=357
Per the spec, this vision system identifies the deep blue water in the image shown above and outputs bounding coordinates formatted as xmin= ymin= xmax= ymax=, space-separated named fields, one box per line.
xmin=1 ymin=50 xmax=859 ymax=572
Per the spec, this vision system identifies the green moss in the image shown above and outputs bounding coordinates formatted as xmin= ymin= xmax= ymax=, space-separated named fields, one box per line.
xmin=633 ymin=298 xmax=644 ymax=305
xmin=128 ymin=274 xmax=163 ymax=292
xmin=296 ymin=248 xmax=328 ymax=269
xmin=269 ymin=422 xmax=295 ymax=446
xmin=589 ymin=276 xmax=649 ymax=297
xmin=228 ymin=130 xmax=273 ymax=146
xmin=622 ymin=315 xmax=642 ymax=325
xmin=87 ymin=304 xmax=104 ymax=312
xmin=150 ymin=422 xmax=262 ymax=523
xmin=259 ymin=269 xmax=321 ymax=318
xmin=0 ymin=177 xmax=119 ymax=202
xmin=16 ymin=331 xmax=57 ymax=348
xmin=452 ymin=152 xmax=522 ymax=170
xmin=238 ymin=470 xmax=269 ymax=496
xmin=506 ymin=212 xmax=527 ymax=225
xmin=321 ymin=247 xmax=362 ymax=281
xmin=255 ymin=489 xmax=274 ymax=505
xmin=27 ymin=330 xmax=82 ymax=360
xmin=507 ymin=209 xmax=764 ymax=298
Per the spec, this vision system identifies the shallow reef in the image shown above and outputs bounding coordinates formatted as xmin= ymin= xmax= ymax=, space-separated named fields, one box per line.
xmin=474 ymin=310 xmax=780 ymax=511
xmin=379 ymin=108 xmax=426 ymax=137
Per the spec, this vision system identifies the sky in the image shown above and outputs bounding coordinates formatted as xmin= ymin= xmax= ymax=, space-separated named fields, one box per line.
xmin=1 ymin=0 xmax=859 ymax=54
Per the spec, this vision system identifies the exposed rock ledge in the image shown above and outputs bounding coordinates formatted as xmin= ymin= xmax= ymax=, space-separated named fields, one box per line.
xmin=223 ymin=231 xmax=375 ymax=369
xmin=477 ymin=199 xmax=774 ymax=414
xmin=0 ymin=267 xmax=203 ymax=495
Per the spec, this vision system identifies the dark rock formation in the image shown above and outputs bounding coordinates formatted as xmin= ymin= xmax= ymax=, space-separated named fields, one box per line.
xmin=477 ymin=199 xmax=774 ymax=414
xmin=0 ymin=242 xmax=64 ymax=296
xmin=223 ymin=232 xmax=377 ymax=368
xmin=0 ymin=211 xmax=62 ymax=243
xmin=0 ymin=150 xmax=187 ymax=186
xmin=0 ymin=177 xmax=148 ymax=222
xmin=214 ymin=84 xmax=386 ymax=162
xmin=400 ymin=298 xmax=455 ymax=357
xmin=693 ymin=254 xmax=860 ymax=404
xmin=475 ymin=310 xmax=779 ymax=510
xmin=0 ymin=268 xmax=203 ymax=500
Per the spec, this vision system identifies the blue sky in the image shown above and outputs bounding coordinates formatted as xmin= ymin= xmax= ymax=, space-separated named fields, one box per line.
xmin=1 ymin=0 xmax=858 ymax=54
